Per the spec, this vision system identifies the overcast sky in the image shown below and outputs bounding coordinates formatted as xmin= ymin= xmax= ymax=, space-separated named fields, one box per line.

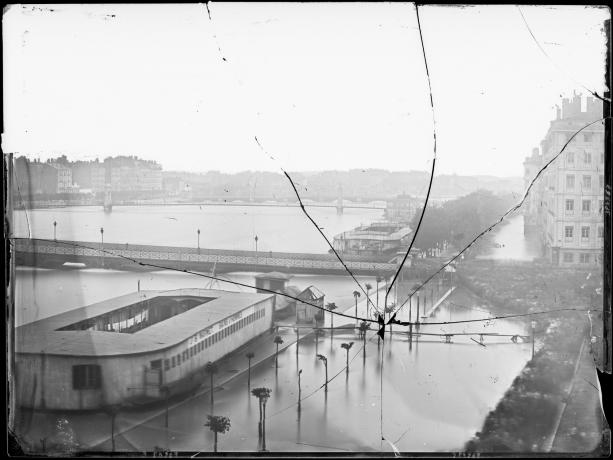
xmin=3 ymin=3 xmax=609 ymax=176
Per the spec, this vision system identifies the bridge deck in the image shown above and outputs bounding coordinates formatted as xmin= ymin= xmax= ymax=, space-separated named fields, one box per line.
xmin=14 ymin=238 xmax=399 ymax=276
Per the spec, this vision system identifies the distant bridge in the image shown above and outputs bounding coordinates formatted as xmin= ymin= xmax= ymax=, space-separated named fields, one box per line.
xmin=13 ymin=239 xmax=399 ymax=276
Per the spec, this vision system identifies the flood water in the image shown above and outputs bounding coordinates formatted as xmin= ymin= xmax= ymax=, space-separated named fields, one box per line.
xmin=12 ymin=204 xmax=533 ymax=453
xmin=477 ymin=213 xmax=541 ymax=261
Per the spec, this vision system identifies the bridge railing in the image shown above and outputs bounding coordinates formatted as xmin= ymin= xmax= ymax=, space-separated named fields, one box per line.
xmin=14 ymin=239 xmax=398 ymax=272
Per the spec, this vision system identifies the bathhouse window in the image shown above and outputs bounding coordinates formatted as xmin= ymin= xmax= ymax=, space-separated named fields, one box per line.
xmin=72 ymin=364 xmax=101 ymax=390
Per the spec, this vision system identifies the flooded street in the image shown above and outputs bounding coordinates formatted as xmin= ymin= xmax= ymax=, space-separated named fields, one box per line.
xmin=477 ymin=214 xmax=541 ymax=261
xmin=16 ymin=266 xmax=531 ymax=453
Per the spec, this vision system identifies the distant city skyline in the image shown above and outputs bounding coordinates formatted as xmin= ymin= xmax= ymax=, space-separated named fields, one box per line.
xmin=3 ymin=4 xmax=608 ymax=176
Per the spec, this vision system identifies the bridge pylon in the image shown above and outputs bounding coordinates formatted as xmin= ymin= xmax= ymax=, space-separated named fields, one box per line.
xmin=104 ymin=184 xmax=113 ymax=213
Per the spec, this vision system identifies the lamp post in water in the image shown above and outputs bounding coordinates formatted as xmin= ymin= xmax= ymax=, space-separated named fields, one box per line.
xmin=100 ymin=227 xmax=104 ymax=268
xmin=53 ymin=221 xmax=57 ymax=241
xmin=197 ymin=229 xmax=201 ymax=253
xmin=531 ymin=320 xmax=537 ymax=359
xmin=255 ymin=235 xmax=259 ymax=265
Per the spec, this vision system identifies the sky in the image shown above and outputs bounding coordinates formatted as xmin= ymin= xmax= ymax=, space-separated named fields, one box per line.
xmin=2 ymin=3 xmax=609 ymax=176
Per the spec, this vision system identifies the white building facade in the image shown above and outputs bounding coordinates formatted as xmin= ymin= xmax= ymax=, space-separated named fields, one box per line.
xmin=524 ymin=94 xmax=604 ymax=266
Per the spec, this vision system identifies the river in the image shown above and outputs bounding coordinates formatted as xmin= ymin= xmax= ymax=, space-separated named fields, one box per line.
xmin=11 ymin=204 xmax=533 ymax=453
xmin=13 ymin=204 xmax=384 ymax=253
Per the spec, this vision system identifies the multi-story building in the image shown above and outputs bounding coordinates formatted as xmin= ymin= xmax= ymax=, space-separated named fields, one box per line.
xmin=522 ymin=148 xmax=542 ymax=233
xmin=104 ymin=156 xmax=163 ymax=192
xmin=385 ymin=194 xmax=418 ymax=224
xmin=47 ymin=163 xmax=76 ymax=193
xmin=524 ymin=93 xmax=604 ymax=266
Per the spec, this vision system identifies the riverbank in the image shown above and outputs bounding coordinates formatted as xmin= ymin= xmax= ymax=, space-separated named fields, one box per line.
xmin=458 ymin=260 xmax=605 ymax=454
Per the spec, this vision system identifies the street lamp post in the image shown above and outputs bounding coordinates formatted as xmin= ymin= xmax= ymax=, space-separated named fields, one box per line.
xmin=53 ymin=221 xmax=57 ymax=241
xmin=197 ymin=229 xmax=201 ymax=253
xmin=255 ymin=235 xmax=259 ymax=265
xmin=100 ymin=227 xmax=104 ymax=268
xmin=297 ymin=369 xmax=302 ymax=407
xmin=531 ymin=320 xmax=537 ymax=359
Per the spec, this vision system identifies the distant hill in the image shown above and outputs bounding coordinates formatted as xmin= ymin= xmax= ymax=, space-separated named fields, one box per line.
xmin=162 ymin=169 xmax=523 ymax=201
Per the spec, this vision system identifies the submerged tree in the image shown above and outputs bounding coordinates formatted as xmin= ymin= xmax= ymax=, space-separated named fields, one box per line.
xmin=273 ymin=335 xmax=284 ymax=369
xmin=204 ymin=415 xmax=231 ymax=453
xmin=251 ymin=387 xmax=272 ymax=451
xmin=340 ymin=342 xmax=354 ymax=374
xmin=325 ymin=302 xmax=337 ymax=335
xmin=359 ymin=321 xmax=370 ymax=359
xmin=317 ymin=354 xmax=328 ymax=392
xmin=385 ymin=302 xmax=396 ymax=336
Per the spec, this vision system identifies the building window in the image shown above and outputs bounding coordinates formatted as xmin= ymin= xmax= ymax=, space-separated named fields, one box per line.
xmin=582 ymin=200 xmax=591 ymax=214
xmin=580 ymin=253 xmax=590 ymax=264
xmin=177 ymin=354 xmax=181 ymax=365
xmin=583 ymin=175 xmax=592 ymax=190
xmin=584 ymin=151 xmax=592 ymax=164
xmin=565 ymin=199 xmax=574 ymax=214
xmin=600 ymin=175 xmax=604 ymax=189
xmin=567 ymin=152 xmax=574 ymax=163
xmin=171 ymin=356 xmax=176 ymax=368
xmin=581 ymin=226 xmax=590 ymax=239
xmin=563 ymin=252 xmax=574 ymax=263
xmin=72 ymin=364 xmax=102 ymax=390
xmin=565 ymin=226 xmax=574 ymax=238
xmin=601 ymin=153 xmax=605 ymax=164
xmin=164 ymin=359 xmax=170 ymax=371
xmin=599 ymin=226 xmax=604 ymax=238
xmin=599 ymin=200 xmax=604 ymax=215
xmin=566 ymin=175 xmax=575 ymax=190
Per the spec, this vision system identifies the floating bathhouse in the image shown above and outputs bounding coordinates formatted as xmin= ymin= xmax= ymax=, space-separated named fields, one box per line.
xmin=14 ymin=288 xmax=275 ymax=410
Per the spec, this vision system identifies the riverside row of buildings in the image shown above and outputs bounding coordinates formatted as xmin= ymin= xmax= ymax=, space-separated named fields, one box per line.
xmin=523 ymin=93 xmax=605 ymax=267
xmin=13 ymin=155 xmax=163 ymax=196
